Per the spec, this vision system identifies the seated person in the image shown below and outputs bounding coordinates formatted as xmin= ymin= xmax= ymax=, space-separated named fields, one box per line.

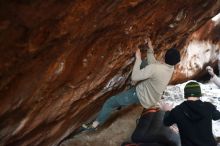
xmin=122 ymin=108 xmax=181 ymax=146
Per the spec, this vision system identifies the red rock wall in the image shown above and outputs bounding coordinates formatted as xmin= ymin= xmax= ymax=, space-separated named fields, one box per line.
xmin=172 ymin=21 xmax=220 ymax=83
xmin=0 ymin=1 xmax=220 ymax=146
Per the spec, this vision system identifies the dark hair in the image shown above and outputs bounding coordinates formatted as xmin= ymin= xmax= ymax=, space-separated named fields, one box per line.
xmin=165 ymin=48 xmax=180 ymax=65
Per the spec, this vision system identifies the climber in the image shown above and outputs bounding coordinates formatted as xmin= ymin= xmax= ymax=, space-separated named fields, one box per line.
xmin=80 ymin=38 xmax=181 ymax=132
xmin=206 ymin=55 xmax=220 ymax=88
xmin=160 ymin=81 xmax=220 ymax=146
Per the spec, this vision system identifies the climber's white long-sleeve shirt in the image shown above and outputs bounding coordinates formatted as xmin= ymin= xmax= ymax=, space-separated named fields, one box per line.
xmin=131 ymin=48 xmax=174 ymax=109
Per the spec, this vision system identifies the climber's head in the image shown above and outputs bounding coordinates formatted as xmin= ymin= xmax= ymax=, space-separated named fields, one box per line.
xmin=164 ymin=48 xmax=180 ymax=65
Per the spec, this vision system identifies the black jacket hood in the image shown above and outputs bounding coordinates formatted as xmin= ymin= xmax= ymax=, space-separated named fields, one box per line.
xmin=181 ymin=100 xmax=206 ymax=121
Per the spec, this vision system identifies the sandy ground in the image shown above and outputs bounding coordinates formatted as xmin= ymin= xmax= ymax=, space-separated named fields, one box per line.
xmin=60 ymin=105 xmax=143 ymax=146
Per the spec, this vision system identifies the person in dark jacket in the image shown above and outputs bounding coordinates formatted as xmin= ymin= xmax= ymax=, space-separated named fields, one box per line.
xmin=160 ymin=81 xmax=220 ymax=146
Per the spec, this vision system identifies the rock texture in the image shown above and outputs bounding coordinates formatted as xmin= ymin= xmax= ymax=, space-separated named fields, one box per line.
xmin=0 ymin=0 xmax=220 ymax=146
xmin=172 ymin=20 xmax=220 ymax=83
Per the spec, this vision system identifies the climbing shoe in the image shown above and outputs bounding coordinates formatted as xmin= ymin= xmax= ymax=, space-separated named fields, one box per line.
xmin=80 ymin=123 xmax=97 ymax=132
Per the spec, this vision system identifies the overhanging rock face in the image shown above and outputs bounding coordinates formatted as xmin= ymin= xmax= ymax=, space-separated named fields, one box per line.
xmin=172 ymin=20 xmax=220 ymax=83
xmin=0 ymin=1 xmax=220 ymax=146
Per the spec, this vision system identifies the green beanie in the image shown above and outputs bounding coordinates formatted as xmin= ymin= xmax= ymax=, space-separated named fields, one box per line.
xmin=184 ymin=81 xmax=202 ymax=98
